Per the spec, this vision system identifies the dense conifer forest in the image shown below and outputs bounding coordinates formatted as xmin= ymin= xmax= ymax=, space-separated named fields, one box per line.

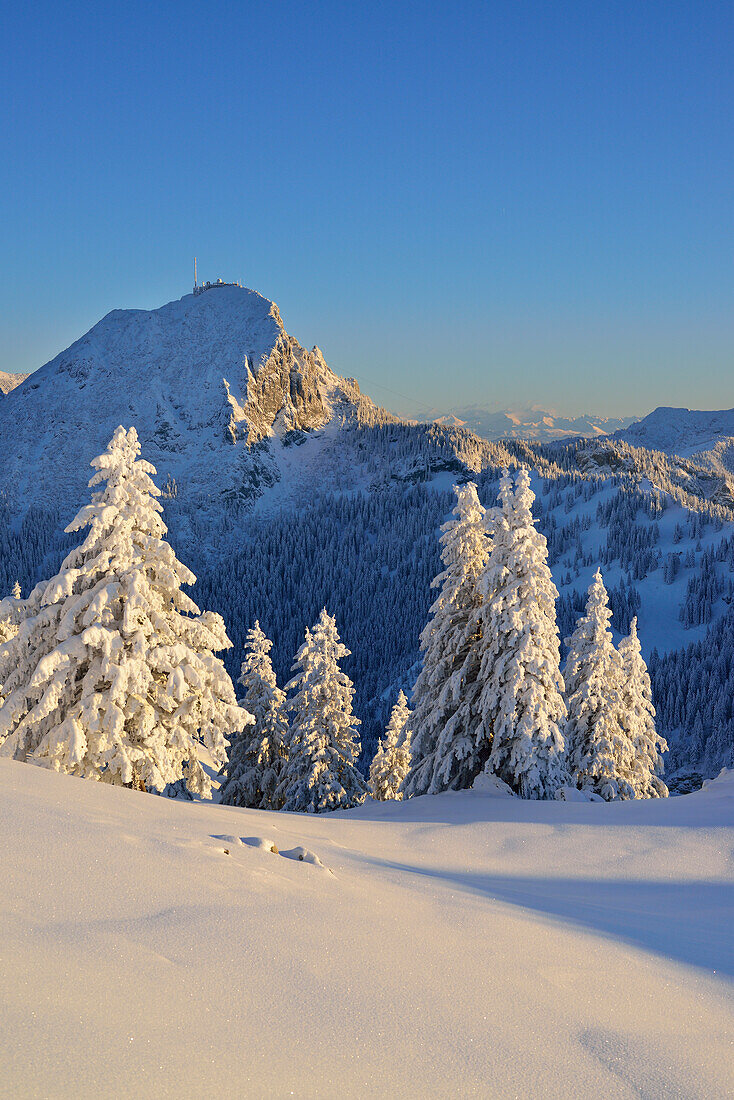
xmin=2 ymin=421 xmax=733 ymax=779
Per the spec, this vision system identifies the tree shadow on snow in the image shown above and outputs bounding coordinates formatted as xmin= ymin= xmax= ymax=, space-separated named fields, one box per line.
xmin=359 ymin=855 xmax=734 ymax=977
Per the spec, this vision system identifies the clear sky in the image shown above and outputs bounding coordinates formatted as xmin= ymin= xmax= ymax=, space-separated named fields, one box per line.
xmin=2 ymin=0 xmax=732 ymax=417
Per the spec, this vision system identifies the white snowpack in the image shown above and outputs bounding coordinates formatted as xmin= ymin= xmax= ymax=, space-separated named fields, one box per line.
xmin=1 ymin=759 xmax=732 ymax=1098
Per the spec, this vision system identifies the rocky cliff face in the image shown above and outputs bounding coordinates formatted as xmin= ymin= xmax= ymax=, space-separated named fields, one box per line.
xmin=0 ymin=286 xmax=387 ymax=515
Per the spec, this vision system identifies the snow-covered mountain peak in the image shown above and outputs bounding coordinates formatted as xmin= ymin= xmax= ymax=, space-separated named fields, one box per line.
xmin=615 ymin=406 xmax=734 ymax=456
xmin=0 ymin=285 xmax=384 ymax=512
xmin=73 ymin=285 xmax=290 ymax=389
xmin=0 ymin=370 xmax=29 ymax=396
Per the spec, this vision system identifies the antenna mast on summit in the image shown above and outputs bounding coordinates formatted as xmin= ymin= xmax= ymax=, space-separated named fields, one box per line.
xmin=194 ymin=257 xmax=197 ymax=289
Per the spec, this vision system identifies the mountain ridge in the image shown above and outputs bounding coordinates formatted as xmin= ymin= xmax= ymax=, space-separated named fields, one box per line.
xmin=412 ymin=404 xmax=638 ymax=442
xmin=615 ymin=405 xmax=734 ymax=457
xmin=0 ymin=286 xmax=389 ymax=513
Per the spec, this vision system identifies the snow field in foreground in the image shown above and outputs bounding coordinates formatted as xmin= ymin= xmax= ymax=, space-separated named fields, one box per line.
xmin=0 ymin=760 xmax=732 ymax=1098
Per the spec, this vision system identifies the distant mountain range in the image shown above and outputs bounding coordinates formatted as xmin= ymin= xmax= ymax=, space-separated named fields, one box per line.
xmin=0 ymin=370 xmax=28 ymax=396
xmin=412 ymin=405 xmax=638 ymax=442
xmin=411 ymin=403 xmax=734 ymax=461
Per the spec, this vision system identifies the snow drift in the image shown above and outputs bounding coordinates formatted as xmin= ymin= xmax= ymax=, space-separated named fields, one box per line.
xmin=1 ymin=759 xmax=732 ymax=1097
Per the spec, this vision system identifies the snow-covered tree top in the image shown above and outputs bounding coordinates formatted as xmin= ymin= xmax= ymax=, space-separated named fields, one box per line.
xmin=241 ymin=620 xmax=275 ymax=661
xmin=393 ymin=688 xmax=409 ymax=712
xmin=564 ymin=569 xmax=614 ymax=656
xmin=288 ymin=608 xmax=352 ymax=680
xmin=239 ymin=621 xmax=282 ymax=698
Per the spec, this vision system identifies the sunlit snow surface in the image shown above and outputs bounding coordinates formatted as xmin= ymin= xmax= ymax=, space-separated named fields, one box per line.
xmin=1 ymin=760 xmax=732 ymax=1098
xmin=0 ymin=370 xmax=28 ymax=396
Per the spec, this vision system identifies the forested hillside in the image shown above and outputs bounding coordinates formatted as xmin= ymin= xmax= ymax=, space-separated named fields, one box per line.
xmin=3 ymin=417 xmax=734 ymax=779
xmin=2 ymin=291 xmax=734 ymax=780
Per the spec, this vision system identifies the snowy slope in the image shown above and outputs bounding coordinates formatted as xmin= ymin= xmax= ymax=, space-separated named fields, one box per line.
xmin=1 ymin=759 xmax=732 ymax=1098
xmin=0 ymin=370 xmax=29 ymax=396
xmin=544 ymin=477 xmax=718 ymax=655
xmin=616 ymin=406 xmax=734 ymax=457
xmin=0 ymin=287 xmax=383 ymax=513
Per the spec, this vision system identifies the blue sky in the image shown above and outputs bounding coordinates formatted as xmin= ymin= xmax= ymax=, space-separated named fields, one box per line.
xmin=2 ymin=0 xmax=732 ymax=417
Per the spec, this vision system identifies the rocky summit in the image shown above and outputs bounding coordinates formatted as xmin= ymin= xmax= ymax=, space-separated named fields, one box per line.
xmin=0 ymin=286 xmax=383 ymax=513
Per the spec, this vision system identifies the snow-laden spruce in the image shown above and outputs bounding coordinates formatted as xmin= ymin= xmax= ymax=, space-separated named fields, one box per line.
xmin=477 ymin=468 xmax=567 ymax=799
xmin=219 ymin=621 xmax=288 ymax=810
xmin=618 ymin=617 xmax=668 ymax=797
xmin=405 ymin=482 xmax=491 ymax=796
xmin=563 ymin=569 xmax=635 ymax=800
xmin=0 ymin=583 xmax=24 ymax=707
xmin=0 ymin=583 xmax=23 ymax=647
xmin=276 ymin=610 xmax=368 ymax=813
xmin=0 ymin=426 xmax=251 ymax=794
xmin=370 ymin=690 xmax=412 ymax=800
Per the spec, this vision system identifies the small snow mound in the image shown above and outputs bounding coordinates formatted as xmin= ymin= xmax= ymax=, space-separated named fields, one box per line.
xmin=471 ymin=771 xmax=515 ymax=797
xmin=701 ymin=767 xmax=734 ymax=796
xmin=281 ymin=846 xmax=324 ymax=867
xmin=242 ymin=836 xmax=279 ymax=854
xmin=212 ymin=834 xmax=242 ymax=845
xmin=555 ymin=786 xmax=603 ymax=803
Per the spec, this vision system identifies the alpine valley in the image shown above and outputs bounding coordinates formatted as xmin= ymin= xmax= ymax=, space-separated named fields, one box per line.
xmin=1 ymin=285 xmax=734 ymax=780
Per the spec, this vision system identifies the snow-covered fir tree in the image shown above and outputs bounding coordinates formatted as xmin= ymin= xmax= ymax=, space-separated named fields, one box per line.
xmin=276 ymin=609 xmax=368 ymax=813
xmin=0 ymin=426 xmax=251 ymax=795
xmin=563 ymin=569 xmax=635 ymax=800
xmin=476 ymin=468 xmax=567 ymax=799
xmin=0 ymin=583 xmax=23 ymax=647
xmin=0 ymin=584 xmax=24 ymax=707
xmin=618 ymin=617 xmax=668 ymax=797
xmin=370 ymin=690 xmax=411 ymax=801
xmin=219 ymin=621 xmax=288 ymax=809
xmin=404 ymin=482 xmax=491 ymax=796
